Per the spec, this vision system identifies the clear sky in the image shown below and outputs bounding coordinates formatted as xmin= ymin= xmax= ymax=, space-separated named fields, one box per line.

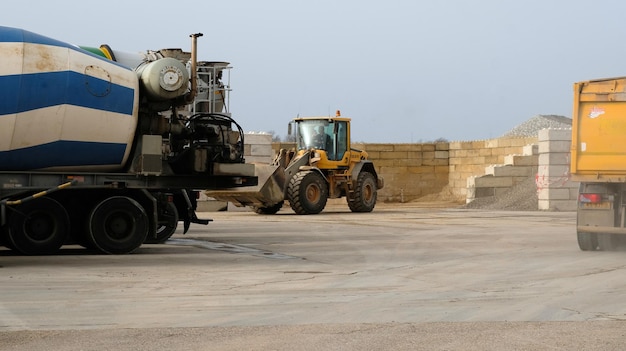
xmin=4 ymin=0 xmax=626 ymax=142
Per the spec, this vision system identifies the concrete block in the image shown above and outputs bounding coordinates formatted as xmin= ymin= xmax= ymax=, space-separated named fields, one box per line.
xmin=435 ymin=165 xmax=449 ymax=174
xmin=435 ymin=142 xmax=450 ymax=151
xmin=510 ymin=138 xmax=534 ymax=147
xmin=475 ymin=187 xmax=495 ymax=198
xmin=422 ymin=158 xmax=448 ymax=166
xmin=539 ymin=199 xmax=577 ymax=211
xmin=250 ymin=144 xmax=273 ymax=157
xmin=244 ymin=133 xmax=272 ymax=144
xmin=536 ymin=164 xmax=570 ymax=178
xmin=485 ymin=165 xmax=533 ymax=177
xmin=394 ymin=144 xmax=422 ymax=152
xmin=535 ymin=175 xmax=577 ymax=191
xmin=448 ymin=141 xmax=467 ymax=150
xmin=538 ymin=140 xmax=572 ymax=154
xmin=396 ymin=158 xmax=424 ymax=167
xmin=467 ymin=156 xmax=487 ymax=165
xmin=485 ymin=139 xmax=499 ymax=148
xmin=538 ymin=152 xmax=571 ymax=166
xmin=380 ymin=151 xmax=408 ymax=159
xmin=522 ymin=144 xmax=539 ymax=156
xmin=537 ymin=187 xmax=572 ymax=200
xmin=407 ymin=166 xmax=434 ymax=174
xmin=435 ymin=150 xmax=449 ymax=159
xmin=538 ymin=128 xmax=572 ymax=142
xmin=472 ymin=175 xmax=514 ymax=188
xmin=497 ymin=139 xmax=512 ymax=147
xmin=363 ymin=143 xmax=395 ymax=152
xmin=504 ymin=154 xmax=538 ymax=166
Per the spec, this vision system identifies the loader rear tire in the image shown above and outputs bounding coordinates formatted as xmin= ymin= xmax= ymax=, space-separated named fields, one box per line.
xmin=253 ymin=201 xmax=284 ymax=215
xmin=348 ymin=172 xmax=377 ymax=213
xmin=287 ymin=171 xmax=328 ymax=215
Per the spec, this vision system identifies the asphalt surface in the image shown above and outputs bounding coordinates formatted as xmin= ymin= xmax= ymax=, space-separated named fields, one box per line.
xmin=1 ymin=201 xmax=625 ymax=350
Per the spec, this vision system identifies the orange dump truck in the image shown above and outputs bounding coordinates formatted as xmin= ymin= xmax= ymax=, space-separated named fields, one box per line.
xmin=571 ymin=76 xmax=626 ymax=251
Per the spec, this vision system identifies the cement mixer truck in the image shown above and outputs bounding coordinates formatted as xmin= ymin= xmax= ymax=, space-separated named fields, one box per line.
xmin=0 ymin=26 xmax=257 ymax=255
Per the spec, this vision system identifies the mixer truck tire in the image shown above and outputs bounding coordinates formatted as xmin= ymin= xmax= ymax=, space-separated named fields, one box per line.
xmin=347 ymin=172 xmax=377 ymax=213
xmin=253 ymin=201 xmax=284 ymax=215
xmin=87 ymin=196 xmax=149 ymax=254
xmin=145 ymin=202 xmax=179 ymax=244
xmin=577 ymin=231 xmax=598 ymax=251
xmin=287 ymin=171 xmax=328 ymax=215
xmin=7 ymin=197 xmax=69 ymax=255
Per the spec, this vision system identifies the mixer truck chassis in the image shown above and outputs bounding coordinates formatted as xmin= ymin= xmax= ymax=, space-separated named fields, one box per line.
xmin=0 ymin=26 xmax=259 ymax=255
xmin=0 ymin=170 xmax=256 ymax=255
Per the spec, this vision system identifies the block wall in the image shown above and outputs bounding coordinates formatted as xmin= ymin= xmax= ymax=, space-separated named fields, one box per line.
xmin=447 ymin=137 xmax=538 ymax=200
xmin=271 ymin=137 xmax=538 ymax=203
xmin=352 ymin=143 xmax=450 ymax=202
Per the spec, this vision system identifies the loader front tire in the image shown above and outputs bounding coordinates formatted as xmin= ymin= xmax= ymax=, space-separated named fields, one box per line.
xmin=287 ymin=171 xmax=328 ymax=215
xmin=348 ymin=172 xmax=377 ymax=213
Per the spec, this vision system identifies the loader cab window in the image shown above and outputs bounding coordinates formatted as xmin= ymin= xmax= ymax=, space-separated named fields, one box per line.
xmin=334 ymin=121 xmax=348 ymax=161
xmin=297 ymin=121 xmax=330 ymax=151
xmin=295 ymin=120 xmax=348 ymax=161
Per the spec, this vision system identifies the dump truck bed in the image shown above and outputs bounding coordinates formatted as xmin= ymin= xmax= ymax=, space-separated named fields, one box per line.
xmin=571 ymin=76 xmax=626 ymax=182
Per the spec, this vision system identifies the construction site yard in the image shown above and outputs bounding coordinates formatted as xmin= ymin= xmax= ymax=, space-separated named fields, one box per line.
xmin=2 ymin=201 xmax=626 ymax=350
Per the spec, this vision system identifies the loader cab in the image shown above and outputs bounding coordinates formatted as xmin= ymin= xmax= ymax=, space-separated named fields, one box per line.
xmin=292 ymin=116 xmax=351 ymax=164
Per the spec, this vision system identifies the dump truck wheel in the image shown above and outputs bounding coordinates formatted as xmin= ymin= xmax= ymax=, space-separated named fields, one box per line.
xmin=287 ymin=171 xmax=328 ymax=215
xmin=254 ymin=201 xmax=284 ymax=215
xmin=87 ymin=196 xmax=148 ymax=254
xmin=7 ymin=197 xmax=69 ymax=255
xmin=145 ymin=202 xmax=179 ymax=244
xmin=348 ymin=172 xmax=377 ymax=213
xmin=597 ymin=233 xmax=626 ymax=251
xmin=577 ymin=231 xmax=597 ymax=251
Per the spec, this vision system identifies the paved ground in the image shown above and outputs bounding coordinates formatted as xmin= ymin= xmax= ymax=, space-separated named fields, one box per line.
xmin=1 ymin=201 xmax=626 ymax=350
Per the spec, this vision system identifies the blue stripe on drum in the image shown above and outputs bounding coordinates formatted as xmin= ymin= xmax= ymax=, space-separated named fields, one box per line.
xmin=0 ymin=26 xmax=77 ymax=50
xmin=0 ymin=71 xmax=135 ymax=115
xmin=0 ymin=26 xmax=133 ymax=70
xmin=0 ymin=140 xmax=127 ymax=170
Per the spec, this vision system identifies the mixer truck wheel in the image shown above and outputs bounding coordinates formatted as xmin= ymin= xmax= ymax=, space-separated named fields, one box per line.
xmin=87 ymin=196 xmax=149 ymax=254
xmin=253 ymin=201 xmax=284 ymax=215
xmin=347 ymin=172 xmax=377 ymax=213
xmin=145 ymin=202 xmax=179 ymax=244
xmin=287 ymin=171 xmax=328 ymax=215
xmin=7 ymin=197 xmax=69 ymax=255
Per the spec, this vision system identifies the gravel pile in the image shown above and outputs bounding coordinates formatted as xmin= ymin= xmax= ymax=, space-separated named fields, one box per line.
xmin=462 ymin=115 xmax=571 ymax=211
xmin=501 ymin=115 xmax=571 ymax=137
xmin=462 ymin=177 xmax=538 ymax=210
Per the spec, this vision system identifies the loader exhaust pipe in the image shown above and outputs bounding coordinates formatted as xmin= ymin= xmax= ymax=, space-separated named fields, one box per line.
xmin=185 ymin=33 xmax=203 ymax=104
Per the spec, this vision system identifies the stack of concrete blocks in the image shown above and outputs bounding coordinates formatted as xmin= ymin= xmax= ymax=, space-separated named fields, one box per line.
xmin=466 ymin=143 xmax=539 ymax=204
xmin=536 ymin=128 xmax=578 ymax=210
xmin=197 ymin=133 xmax=274 ymax=212
xmin=243 ymin=133 xmax=274 ymax=164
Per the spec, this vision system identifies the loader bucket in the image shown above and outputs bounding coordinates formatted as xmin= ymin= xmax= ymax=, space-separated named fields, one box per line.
xmin=205 ymin=163 xmax=286 ymax=208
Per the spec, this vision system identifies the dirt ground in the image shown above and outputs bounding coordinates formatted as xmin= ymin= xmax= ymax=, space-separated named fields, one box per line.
xmin=1 ymin=202 xmax=625 ymax=350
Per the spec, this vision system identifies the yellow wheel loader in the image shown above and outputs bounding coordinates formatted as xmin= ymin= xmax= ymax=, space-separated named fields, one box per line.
xmin=206 ymin=111 xmax=384 ymax=214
